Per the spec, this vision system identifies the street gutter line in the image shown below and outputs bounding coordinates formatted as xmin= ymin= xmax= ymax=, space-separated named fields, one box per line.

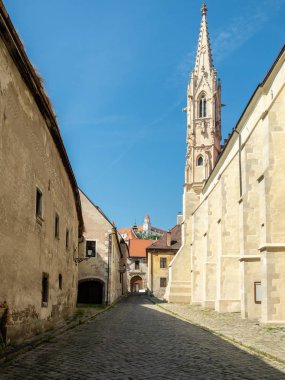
xmin=147 ymin=297 xmax=285 ymax=371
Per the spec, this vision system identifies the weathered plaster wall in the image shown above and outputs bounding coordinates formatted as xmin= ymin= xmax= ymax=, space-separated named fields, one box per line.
xmin=78 ymin=192 xmax=112 ymax=303
xmin=78 ymin=191 xmax=127 ymax=305
xmin=0 ymin=38 xmax=79 ymax=343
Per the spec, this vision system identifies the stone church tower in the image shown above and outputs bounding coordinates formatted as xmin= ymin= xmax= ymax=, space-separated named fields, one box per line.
xmin=166 ymin=3 xmax=221 ymax=303
xmin=185 ymin=3 xmax=221 ymax=193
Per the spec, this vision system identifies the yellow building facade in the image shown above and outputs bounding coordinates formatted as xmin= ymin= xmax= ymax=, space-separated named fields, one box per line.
xmin=147 ymin=225 xmax=181 ymax=298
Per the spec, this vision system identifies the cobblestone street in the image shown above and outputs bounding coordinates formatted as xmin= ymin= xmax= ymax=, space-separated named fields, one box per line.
xmin=1 ymin=295 xmax=285 ymax=380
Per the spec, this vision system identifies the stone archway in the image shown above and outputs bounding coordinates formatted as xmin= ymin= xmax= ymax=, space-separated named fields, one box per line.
xmin=130 ymin=276 xmax=143 ymax=293
xmin=77 ymin=279 xmax=104 ymax=304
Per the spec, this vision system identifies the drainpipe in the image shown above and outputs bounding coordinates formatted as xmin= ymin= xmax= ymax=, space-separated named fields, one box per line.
xmin=234 ymin=129 xmax=242 ymax=198
xmin=151 ymin=250 xmax=153 ymax=293
xmin=106 ymin=233 xmax=112 ymax=305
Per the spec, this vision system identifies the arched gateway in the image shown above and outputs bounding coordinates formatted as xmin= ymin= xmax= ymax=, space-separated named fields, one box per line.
xmin=130 ymin=276 xmax=143 ymax=293
xmin=77 ymin=279 xmax=104 ymax=304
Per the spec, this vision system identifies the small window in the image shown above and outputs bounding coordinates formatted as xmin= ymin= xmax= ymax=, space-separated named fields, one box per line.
xmin=59 ymin=274 xmax=62 ymax=290
xmin=135 ymin=260 xmax=140 ymax=270
xmin=42 ymin=273 xmax=49 ymax=306
xmin=199 ymin=95 xmax=207 ymax=118
xmin=66 ymin=229 xmax=69 ymax=250
xmin=254 ymin=282 xmax=262 ymax=304
xmin=36 ymin=188 xmax=43 ymax=218
xmin=160 ymin=258 xmax=167 ymax=268
xmin=55 ymin=213 xmax=59 ymax=239
xmin=86 ymin=240 xmax=96 ymax=257
xmin=160 ymin=278 xmax=167 ymax=287
xmin=197 ymin=156 xmax=204 ymax=166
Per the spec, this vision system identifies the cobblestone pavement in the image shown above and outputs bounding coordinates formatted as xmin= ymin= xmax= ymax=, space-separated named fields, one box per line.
xmin=1 ymin=295 xmax=285 ymax=380
xmin=157 ymin=301 xmax=285 ymax=366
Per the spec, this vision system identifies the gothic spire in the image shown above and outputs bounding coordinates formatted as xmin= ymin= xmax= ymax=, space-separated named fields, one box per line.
xmin=194 ymin=3 xmax=214 ymax=76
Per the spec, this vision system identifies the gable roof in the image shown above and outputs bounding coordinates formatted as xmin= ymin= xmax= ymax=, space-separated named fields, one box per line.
xmin=129 ymin=239 xmax=153 ymax=258
xmin=0 ymin=2 xmax=83 ymax=234
xmin=79 ymin=189 xmax=114 ymax=228
xmin=147 ymin=224 xmax=182 ymax=251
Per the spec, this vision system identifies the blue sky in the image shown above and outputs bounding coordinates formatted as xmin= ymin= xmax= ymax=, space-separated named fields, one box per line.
xmin=4 ymin=0 xmax=285 ymax=230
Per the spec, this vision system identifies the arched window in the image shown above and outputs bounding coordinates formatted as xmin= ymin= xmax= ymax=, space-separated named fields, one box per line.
xmin=199 ymin=95 xmax=207 ymax=118
xmin=197 ymin=156 xmax=203 ymax=166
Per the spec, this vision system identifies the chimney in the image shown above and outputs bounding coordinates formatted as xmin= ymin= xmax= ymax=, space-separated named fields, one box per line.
xmin=177 ymin=212 xmax=183 ymax=225
xmin=166 ymin=231 xmax=171 ymax=247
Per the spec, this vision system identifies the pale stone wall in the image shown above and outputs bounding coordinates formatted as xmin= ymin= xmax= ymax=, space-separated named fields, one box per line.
xmin=192 ymin=51 xmax=285 ymax=320
xmin=164 ymin=190 xmax=199 ymax=303
xmin=168 ymin=48 xmax=285 ymax=323
xmin=0 ymin=37 xmax=80 ymax=343
xmin=260 ymin=66 xmax=285 ymax=323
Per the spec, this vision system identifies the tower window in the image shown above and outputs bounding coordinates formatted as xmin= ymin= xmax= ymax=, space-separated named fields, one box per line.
xmin=197 ymin=156 xmax=204 ymax=166
xmin=199 ymin=95 xmax=207 ymax=118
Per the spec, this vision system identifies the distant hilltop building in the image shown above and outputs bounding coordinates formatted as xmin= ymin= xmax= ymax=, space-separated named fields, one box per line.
xmin=119 ymin=214 xmax=167 ymax=293
xmin=118 ymin=214 xmax=166 ymax=241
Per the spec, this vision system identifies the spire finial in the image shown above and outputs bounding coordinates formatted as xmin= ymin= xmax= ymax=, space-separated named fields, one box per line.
xmin=201 ymin=3 xmax=208 ymax=16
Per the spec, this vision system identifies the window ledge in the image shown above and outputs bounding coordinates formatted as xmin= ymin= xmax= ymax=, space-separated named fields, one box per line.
xmin=41 ymin=302 xmax=48 ymax=308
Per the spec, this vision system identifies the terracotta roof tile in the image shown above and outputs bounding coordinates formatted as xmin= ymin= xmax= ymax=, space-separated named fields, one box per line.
xmin=147 ymin=224 xmax=182 ymax=251
xmin=118 ymin=225 xmax=166 ymax=240
xmin=129 ymin=239 xmax=153 ymax=258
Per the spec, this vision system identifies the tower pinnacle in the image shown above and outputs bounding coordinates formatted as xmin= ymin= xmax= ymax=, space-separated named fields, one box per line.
xmin=201 ymin=3 xmax=208 ymax=16
xmin=194 ymin=3 xmax=213 ymax=75
xmin=184 ymin=3 xmax=222 ymax=190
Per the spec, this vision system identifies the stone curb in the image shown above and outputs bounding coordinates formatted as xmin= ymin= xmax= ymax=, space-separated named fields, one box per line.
xmin=0 ymin=302 xmax=116 ymax=366
xmin=147 ymin=297 xmax=285 ymax=368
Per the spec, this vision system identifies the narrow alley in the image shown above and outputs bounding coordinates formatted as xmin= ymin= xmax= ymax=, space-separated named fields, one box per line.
xmin=0 ymin=295 xmax=284 ymax=380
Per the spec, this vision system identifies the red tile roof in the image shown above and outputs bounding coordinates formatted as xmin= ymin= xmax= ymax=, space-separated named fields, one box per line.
xmin=147 ymin=224 xmax=182 ymax=251
xmin=129 ymin=239 xmax=153 ymax=258
xmin=118 ymin=225 xmax=166 ymax=240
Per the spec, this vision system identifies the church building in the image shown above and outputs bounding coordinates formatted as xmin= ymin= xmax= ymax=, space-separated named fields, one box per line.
xmin=165 ymin=3 xmax=285 ymax=324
